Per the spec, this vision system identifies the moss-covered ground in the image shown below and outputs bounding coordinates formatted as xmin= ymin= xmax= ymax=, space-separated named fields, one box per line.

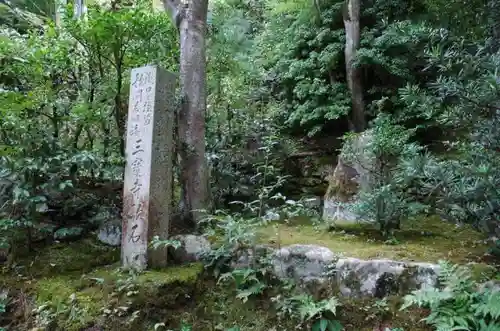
xmin=1 ymin=215 xmax=497 ymax=330
xmin=0 ymin=235 xmax=435 ymax=331
xmin=0 ymin=237 xmax=433 ymax=331
xmin=258 ymin=215 xmax=493 ymax=264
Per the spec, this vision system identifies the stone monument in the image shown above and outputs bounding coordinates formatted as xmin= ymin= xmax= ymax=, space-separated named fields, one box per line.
xmin=122 ymin=65 xmax=176 ymax=270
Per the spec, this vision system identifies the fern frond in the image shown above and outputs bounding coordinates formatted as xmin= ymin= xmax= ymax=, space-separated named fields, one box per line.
xmin=401 ymin=286 xmax=453 ymax=310
xmin=473 ymin=290 xmax=500 ymax=320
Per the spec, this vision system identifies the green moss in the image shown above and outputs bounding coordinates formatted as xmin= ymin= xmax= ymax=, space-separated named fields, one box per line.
xmin=35 ymin=276 xmax=106 ymax=330
xmin=31 ymin=263 xmax=204 ymax=330
xmin=339 ymin=296 xmax=431 ymax=331
xmin=22 ymin=238 xmax=120 ymax=278
xmin=258 ymin=215 xmax=490 ymax=263
xmin=88 ymin=262 xmax=204 ymax=287
xmin=468 ymin=262 xmax=497 ymax=281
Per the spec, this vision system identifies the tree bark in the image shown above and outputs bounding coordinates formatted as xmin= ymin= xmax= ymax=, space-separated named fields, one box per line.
xmin=55 ymin=0 xmax=67 ymax=26
xmin=163 ymin=0 xmax=210 ymax=230
xmin=343 ymin=0 xmax=365 ymax=132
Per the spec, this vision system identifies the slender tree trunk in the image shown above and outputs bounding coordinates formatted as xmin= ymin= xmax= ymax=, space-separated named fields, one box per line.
xmin=55 ymin=0 xmax=67 ymax=26
xmin=343 ymin=0 xmax=365 ymax=132
xmin=487 ymin=0 xmax=500 ymax=52
xmin=163 ymin=0 xmax=211 ymax=230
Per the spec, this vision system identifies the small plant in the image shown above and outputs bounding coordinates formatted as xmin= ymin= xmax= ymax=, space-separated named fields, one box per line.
xmin=401 ymin=261 xmax=500 ymax=331
xmin=363 ymin=297 xmax=391 ymax=321
xmin=150 ymin=236 xmax=182 ymax=251
xmin=273 ymin=293 xmax=343 ymax=331
xmin=218 ymin=267 xmax=269 ymax=303
xmin=0 ymin=290 xmax=9 ymax=318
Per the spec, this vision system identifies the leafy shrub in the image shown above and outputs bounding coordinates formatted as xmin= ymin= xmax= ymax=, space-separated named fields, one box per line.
xmin=342 ymin=114 xmax=426 ymax=236
xmin=401 ymin=261 xmax=500 ymax=331
xmin=273 ymin=293 xmax=342 ymax=331
xmin=397 ymin=37 xmax=500 ymax=238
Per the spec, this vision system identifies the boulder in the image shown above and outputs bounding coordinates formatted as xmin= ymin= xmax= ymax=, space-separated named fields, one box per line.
xmin=335 ymin=258 xmax=440 ymax=297
xmin=302 ymin=196 xmax=322 ymax=211
xmin=268 ymin=244 xmax=440 ymax=298
xmin=53 ymin=226 xmax=84 ymax=241
xmin=322 ymin=130 xmax=377 ymax=225
xmin=272 ymin=244 xmax=336 ymax=283
xmin=97 ymin=222 xmax=121 ymax=247
xmin=169 ymin=234 xmax=211 ymax=263
xmin=93 ymin=207 xmax=122 ymax=247
xmin=479 ymin=280 xmax=500 ymax=293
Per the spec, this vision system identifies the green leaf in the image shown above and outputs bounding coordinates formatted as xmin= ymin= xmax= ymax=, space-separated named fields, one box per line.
xmin=328 ymin=320 xmax=343 ymax=331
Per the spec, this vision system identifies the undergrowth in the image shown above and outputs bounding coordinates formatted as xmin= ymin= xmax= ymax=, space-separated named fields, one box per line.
xmin=401 ymin=261 xmax=500 ymax=331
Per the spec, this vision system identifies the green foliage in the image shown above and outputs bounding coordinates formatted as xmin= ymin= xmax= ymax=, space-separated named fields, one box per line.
xmin=342 ymin=115 xmax=425 ymax=236
xmin=273 ymin=293 xmax=343 ymax=331
xmin=0 ymin=2 xmax=178 ymax=246
xmin=218 ymin=267 xmax=269 ymax=303
xmin=149 ymin=236 xmax=182 ymax=251
xmin=401 ymin=261 xmax=500 ymax=331
xmin=396 ymin=36 xmax=500 ymax=237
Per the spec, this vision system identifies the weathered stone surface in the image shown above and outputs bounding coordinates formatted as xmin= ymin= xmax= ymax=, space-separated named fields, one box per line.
xmin=169 ymin=234 xmax=211 ymax=263
xmin=263 ymin=244 xmax=440 ymax=297
xmin=479 ymin=280 xmax=500 ymax=293
xmin=302 ymin=196 xmax=322 ymax=211
xmin=322 ymin=130 xmax=376 ymax=225
xmin=122 ymin=65 xmax=176 ymax=270
xmin=272 ymin=244 xmax=336 ymax=283
xmin=97 ymin=221 xmax=121 ymax=247
xmin=335 ymin=258 xmax=440 ymax=297
xmin=53 ymin=226 xmax=84 ymax=241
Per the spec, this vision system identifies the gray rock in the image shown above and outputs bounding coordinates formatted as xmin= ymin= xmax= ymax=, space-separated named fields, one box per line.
xmin=322 ymin=130 xmax=377 ymax=225
xmin=322 ymin=199 xmax=358 ymax=223
xmin=335 ymin=258 xmax=440 ymax=297
xmin=479 ymin=280 xmax=500 ymax=293
xmin=302 ymin=196 xmax=322 ymax=210
xmin=272 ymin=244 xmax=337 ymax=283
xmin=53 ymin=226 xmax=84 ymax=241
xmin=97 ymin=222 xmax=122 ymax=247
xmin=263 ymin=210 xmax=281 ymax=221
xmin=169 ymin=234 xmax=211 ymax=263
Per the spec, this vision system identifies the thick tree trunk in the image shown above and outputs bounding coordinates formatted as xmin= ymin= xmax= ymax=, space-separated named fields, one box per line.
xmin=343 ymin=0 xmax=365 ymax=132
xmin=163 ymin=0 xmax=210 ymax=230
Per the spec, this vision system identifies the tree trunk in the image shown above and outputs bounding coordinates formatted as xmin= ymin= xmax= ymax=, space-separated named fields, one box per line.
xmin=343 ymin=0 xmax=365 ymax=132
xmin=163 ymin=0 xmax=211 ymax=230
xmin=487 ymin=0 xmax=500 ymax=52
xmin=55 ymin=0 xmax=67 ymax=26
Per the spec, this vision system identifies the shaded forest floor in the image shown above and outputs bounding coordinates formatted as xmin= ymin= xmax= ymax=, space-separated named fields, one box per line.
xmin=259 ymin=216 xmax=496 ymax=265
xmin=0 ymin=238 xmax=434 ymax=331
xmin=0 ymin=215 xmax=498 ymax=330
